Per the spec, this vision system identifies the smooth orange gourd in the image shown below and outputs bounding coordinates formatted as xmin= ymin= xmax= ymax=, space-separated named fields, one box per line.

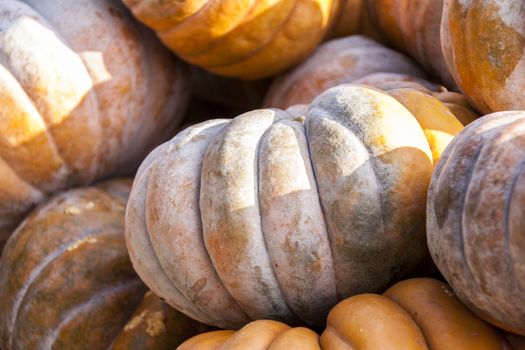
xmin=178 ymin=278 xmax=513 ymax=349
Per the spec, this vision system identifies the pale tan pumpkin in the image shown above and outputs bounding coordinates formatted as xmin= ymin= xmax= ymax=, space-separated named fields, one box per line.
xmin=122 ymin=0 xmax=374 ymax=79
xmin=0 ymin=0 xmax=189 ymax=249
xmin=264 ymin=36 xmax=428 ymax=108
xmin=427 ymin=111 xmax=525 ymax=335
xmin=365 ymin=0 xmax=456 ymax=88
xmin=126 ymin=84 xmax=440 ymax=329
xmin=441 ymin=0 xmax=525 ymax=114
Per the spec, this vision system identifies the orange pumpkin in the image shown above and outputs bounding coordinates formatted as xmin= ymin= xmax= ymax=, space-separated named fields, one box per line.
xmin=441 ymin=0 xmax=525 ymax=113
xmin=352 ymin=73 xmax=479 ymax=126
xmin=122 ymin=0 xmax=373 ymax=79
xmin=427 ymin=111 xmax=525 ymax=336
xmin=178 ymin=278 xmax=513 ymax=349
xmin=125 ymin=84 xmax=466 ymax=329
xmin=0 ymin=179 xmax=207 ymax=349
xmin=365 ymin=0 xmax=456 ymax=88
xmin=0 ymin=0 xmax=189 ymax=250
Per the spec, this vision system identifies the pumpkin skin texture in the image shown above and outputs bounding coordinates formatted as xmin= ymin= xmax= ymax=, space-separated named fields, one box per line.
xmin=0 ymin=180 xmax=206 ymax=349
xmin=322 ymin=278 xmax=511 ymax=350
xmin=0 ymin=0 xmax=189 ymax=250
xmin=427 ymin=111 xmax=525 ymax=335
xmin=126 ymin=84 xmax=435 ymax=329
xmin=365 ymin=0 xmax=456 ymax=89
xmin=122 ymin=0 xmax=345 ymax=79
xmin=264 ymin=36 xmax=427 ymax=108
xmin=441 ymin=0 xmax=525 ymax=114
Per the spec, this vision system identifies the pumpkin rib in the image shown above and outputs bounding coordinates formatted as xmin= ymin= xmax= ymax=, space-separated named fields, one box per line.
xmin=126 ymin=156 xmax=217 ymax=323
xmin=6 ymin=225 xmax=125 ymax=348
xmin=203 ymin=0 xmax=299 ymax=69
xmin=461 ymin=119 xmax=525 ymax=304
xmin=256 ymin=115 xmax=336 ymax=324
xmin=306 ymin=93 xmax=387 ymax=298
xmin=310 ymin=100 xmax=387 ymax=296
xmin=0 ymin=53 xmax=74 ymax=190
xmin=34 ymin=0 xmax=106 ymax=161
xmin=181 ymin=0 xmax=276 ymax=61
xmin=0 ymin=65 xmax=73 ymax=191
xmin=200 ymin=110 xmax=298 ymax=322
xmin=461 ymin=124 xmax=512 ymax=295
xmin=301 ymin=117 xmax=337 ymax=267
xmin=143 ymin=126 xmax=251 ymax=327
xmin=504 ymin=157 xmax=525 ymax=295
xmin=156 ymin=0 xmax=257 ymax=60
xmin=38 ymin=278 xmax=144 ymax=350
xmin=157 ymin=0 xmax=214 ymax=32
xmin=452 ymin=144 xmax=482 ymax=287
xmin=255 ymin=130 xmax=299 ymax=322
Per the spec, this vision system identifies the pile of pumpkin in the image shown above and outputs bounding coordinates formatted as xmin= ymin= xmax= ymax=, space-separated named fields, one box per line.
xmin=0 ymin=0 xmax=524 ymax=349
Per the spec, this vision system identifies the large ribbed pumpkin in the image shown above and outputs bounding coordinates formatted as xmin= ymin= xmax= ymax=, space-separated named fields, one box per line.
xmin=122 ymin=0 xmax=370 ymax=79
xmin=0 ymin=179 xmax=207 ymax=350
xmin=264 ymin=36 xmax=427 ymax=108
xmin=441 ymin=0 xmax=525 ymax=113
xmin=427 ymin=111 xmax=525 ymax=336
xmin=178 ymin=278 xmax=513 ymax=350
xmin=126 ymin=84 xmax=441 ymax=329
xmin=365 ymin=0 xmax=455 ymax=88
xmin=0 ymin=0 xmax=189 ymax=249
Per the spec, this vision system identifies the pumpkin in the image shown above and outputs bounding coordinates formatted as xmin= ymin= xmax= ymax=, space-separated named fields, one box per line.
xmin=441 ymin=0 xmax=525 ymax=114
xmin=178 ymin=278 xmax=512 ymax=349
xmin=264 ymin=36 xmax=427 ymax=108
xmin=126 ymin=84 xmax=441 ymax=329
xmin=427 ymin=111 xmax=525 ymax=336
xmin=0 ymin=179 xmax=207 ymax=349
xmin=0 ymin=0 xmax=189 ymax=251
xmin=122 ymin=0 xmax=373 ymax=79
xmin=365 ymin=0 xmax=456 ymax=88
